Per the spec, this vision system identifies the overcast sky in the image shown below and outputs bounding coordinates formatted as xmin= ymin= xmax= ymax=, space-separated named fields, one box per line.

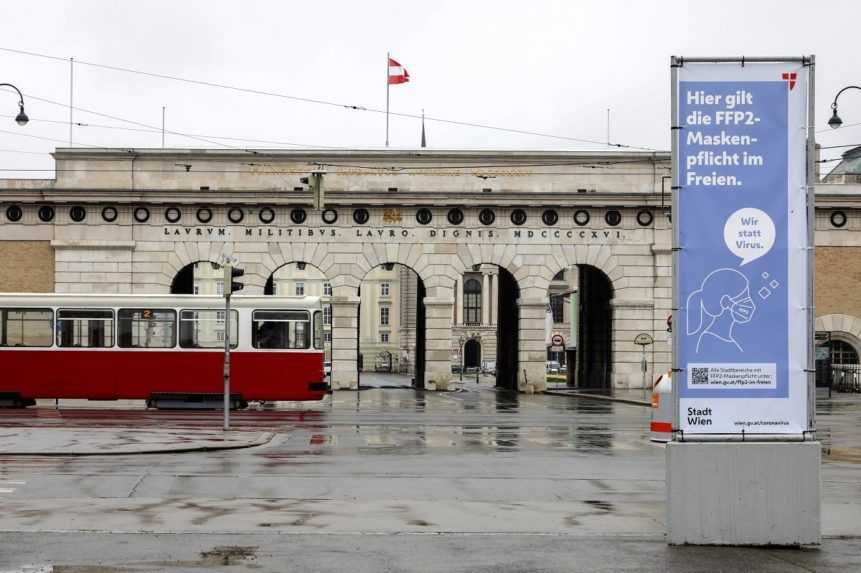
xmin=0 ymin=0 xmax=859 ymax=178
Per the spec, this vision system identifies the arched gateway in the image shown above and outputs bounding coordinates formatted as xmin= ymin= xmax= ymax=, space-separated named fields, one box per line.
xmin=0 ymin=148 xmax=674 ymax=391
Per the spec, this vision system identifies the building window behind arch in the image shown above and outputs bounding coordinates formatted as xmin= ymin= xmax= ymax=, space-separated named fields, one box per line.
xmin=550 ymin=295 xmax=564 ymax=323
xmin=464 ymin=278 xmax=482 ymax=325
xmin=832 ymin=339 xmax=859 ymax=366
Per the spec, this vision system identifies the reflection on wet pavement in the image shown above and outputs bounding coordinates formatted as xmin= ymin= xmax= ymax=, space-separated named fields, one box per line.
xmin=2 ymin=387 xmax=856 ymax=460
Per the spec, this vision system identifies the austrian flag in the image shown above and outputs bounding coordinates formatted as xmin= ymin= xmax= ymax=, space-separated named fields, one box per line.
xmin=388 ymin=58 xmax=410 ymax=85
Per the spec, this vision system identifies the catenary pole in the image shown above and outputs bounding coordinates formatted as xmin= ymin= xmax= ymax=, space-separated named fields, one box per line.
xmin=69 ymin=57 xmax=74 ymax=146
xmin=385 ymin=52 xmax=390 ymax=147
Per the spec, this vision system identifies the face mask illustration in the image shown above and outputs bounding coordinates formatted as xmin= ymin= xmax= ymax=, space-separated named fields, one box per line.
xmin=721 ymin=289 xmax=755 ymax=324
xmin=686 ymin=268 xmax=756 ymax=352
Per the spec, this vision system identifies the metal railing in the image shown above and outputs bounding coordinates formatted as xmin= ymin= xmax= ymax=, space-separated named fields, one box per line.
xmin=832 ymin=364 xmax=861 ymax=393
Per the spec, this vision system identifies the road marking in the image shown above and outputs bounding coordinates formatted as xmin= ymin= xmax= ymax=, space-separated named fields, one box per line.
xmin=0 ymin=479 xmax=25 ymax=497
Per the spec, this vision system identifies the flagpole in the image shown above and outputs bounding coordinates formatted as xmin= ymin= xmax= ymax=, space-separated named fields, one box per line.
xmin=386 ymin=51 xmax=390 ymax=147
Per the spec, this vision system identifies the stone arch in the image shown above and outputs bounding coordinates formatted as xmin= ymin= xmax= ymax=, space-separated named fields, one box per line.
xmin=542 ymin=244 xmax=626 ymax=297
xmin=816 ymin=313 xmax=861 ymax=352
xmin=153 ymin=242 xmax=237 ymax=293
xmin=454 ymin=243 xmax=625 ymax=301
xmin=356 ymin=259 xmax=429 ymax=388
xmin=264 ymin=260 xmax=330 ymax=295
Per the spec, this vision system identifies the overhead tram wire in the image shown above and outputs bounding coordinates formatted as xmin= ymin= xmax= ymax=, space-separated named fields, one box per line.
xmin=1 ymin=90 xmax=335 ymax=186
xmin=0 ymin=46 xmax=657 ymax=151
xmin=0 ymin=112 xmax=347 ymax=150
xmin=0 ymin=97 xmax=670 ymax=172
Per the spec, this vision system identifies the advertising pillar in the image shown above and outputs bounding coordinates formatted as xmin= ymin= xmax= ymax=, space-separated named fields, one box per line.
xmin=668 ymin=56 xmax=819 ymax=546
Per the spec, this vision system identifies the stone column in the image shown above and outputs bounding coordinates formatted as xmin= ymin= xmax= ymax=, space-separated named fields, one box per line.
xmin=481 ymin=272 xmax=490 ymax=326
xmin=330 ymin=295 xmax=360 ymax=390
xmin=424 ymin=295 xmax=455 ymax=391
xmin=517 ymin=297 xmax=548 ymax=393
xmin=611 ymin=299 xmax=655 ymax=389
xmin=490 ymin=273 xmax=497 ymax=326
xmin=455 ymin=279 xmax=463 ymax=326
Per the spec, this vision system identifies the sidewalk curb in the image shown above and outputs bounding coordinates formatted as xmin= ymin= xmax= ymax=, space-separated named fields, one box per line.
xmin=0 ymin=431 xmax=276 ymax=456
xmin=543 ymin=390 xmax=651 ymax=407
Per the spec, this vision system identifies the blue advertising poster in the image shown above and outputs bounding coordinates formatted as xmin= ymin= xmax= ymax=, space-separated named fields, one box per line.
xmin=674 ymin=61 xmax=810 ymax=436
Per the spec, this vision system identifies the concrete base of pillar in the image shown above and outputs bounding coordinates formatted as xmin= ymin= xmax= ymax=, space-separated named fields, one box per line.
xmin=518 ymin=363 xmax=546 ymax=393
xmin=331 ymin=378 xmax=357 ymax=390
xmin=666 ymin=441 xmax=821 ymax=546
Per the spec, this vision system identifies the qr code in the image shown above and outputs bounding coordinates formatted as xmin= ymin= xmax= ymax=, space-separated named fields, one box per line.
xmin=691 ymin=368 xmax=709 ymax=385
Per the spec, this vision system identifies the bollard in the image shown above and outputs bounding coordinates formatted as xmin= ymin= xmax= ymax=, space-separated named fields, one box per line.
xmin=650 ymin=371 xmax=673 ymax=443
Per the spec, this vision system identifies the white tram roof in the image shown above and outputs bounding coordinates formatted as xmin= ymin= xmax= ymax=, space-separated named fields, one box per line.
xmin=0 ymin=293 xmax=321 ymax=309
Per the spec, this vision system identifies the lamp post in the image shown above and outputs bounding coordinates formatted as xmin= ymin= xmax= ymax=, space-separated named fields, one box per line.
xmin=827 ymin=85 xmax=861 ymax=129
xmin=0 ymin=83 xmax=29 ymax=126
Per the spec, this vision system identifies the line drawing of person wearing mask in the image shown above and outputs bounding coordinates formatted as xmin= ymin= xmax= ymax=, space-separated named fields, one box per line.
xmin=686 ymin=268 xmax=756 ymax=353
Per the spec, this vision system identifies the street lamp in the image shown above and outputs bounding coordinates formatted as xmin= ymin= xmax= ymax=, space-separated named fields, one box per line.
xmin=827 ymin=85 xmax=861 ymax=129
xmin=0 ymin=83 xmax=28 ymax=126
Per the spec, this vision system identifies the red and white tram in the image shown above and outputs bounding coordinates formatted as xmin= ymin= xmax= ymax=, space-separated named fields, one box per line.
xmin=0 ymin=294 xmax=328 ymax=408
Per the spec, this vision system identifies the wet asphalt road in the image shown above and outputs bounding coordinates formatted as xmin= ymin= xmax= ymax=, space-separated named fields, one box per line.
xmin=0 ymin=375 xmax=859 ymax=572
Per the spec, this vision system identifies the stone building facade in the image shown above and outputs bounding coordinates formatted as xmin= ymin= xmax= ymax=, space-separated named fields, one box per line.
xmin=2 ymin=148 xmax=859 ymax=392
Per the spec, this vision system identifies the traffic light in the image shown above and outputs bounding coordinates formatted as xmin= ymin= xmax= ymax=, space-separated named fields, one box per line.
xmin=223 ymin=264 xmax=245 ymax=297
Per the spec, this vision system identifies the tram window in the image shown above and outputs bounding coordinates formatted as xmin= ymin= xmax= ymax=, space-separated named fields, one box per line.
xmin=252 ymin=310 xmax=311 ymax=349
xmin=314 ymin=311 xmax=324 ymax=349
xmin=0 ymin=308 xmax=53 ymax=347
xmin=57 ymin=309 xmax=114 ymax=348
xmin=179 ymin=309 xmax=238 ymax=348
xmin=117 ymin=309 xmax=176 ymax=348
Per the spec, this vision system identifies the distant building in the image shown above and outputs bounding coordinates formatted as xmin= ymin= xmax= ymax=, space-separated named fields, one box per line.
xmin=823 ymin=145 xmax=861 ymax=184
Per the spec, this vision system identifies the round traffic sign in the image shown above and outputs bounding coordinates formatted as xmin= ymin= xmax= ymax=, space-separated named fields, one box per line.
xmin=551 ymin=334 xmax=564 ymax=346
xmin=634 ymin=333 xmax=654 ymax=346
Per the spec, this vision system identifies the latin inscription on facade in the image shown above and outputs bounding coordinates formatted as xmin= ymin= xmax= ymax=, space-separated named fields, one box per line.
xmin=162 ymin=225 xmax=627 ymax=243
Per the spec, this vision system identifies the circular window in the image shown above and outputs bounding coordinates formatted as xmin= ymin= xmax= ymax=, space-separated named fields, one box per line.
xmin=574 ymin=209 xmax=590 ymax=226
xmin=134 ymin=207 xmax=150 ymax=223
xmin=416 ymin=208 xmax=433 ymax=225
xmin=5 ymin=205 xmax=22 ymax=222
xmin=510 ymin=209 xmax=527 ymax=226
xmin=196 ymin=207 xmax=212 ymax=224
xmin=259 ymin=207 xmax=275 ymax=224
xmin=70 ymin=206 xmax=87 ymax=223
xmin=353 ymin=208 xmax=370 ymax=225
xmin=478 ymin=208 xmax=495 ymax=226
xmin=447 ymin=208 xmax=464 ymax=225
xmin=165 ymin=207 xmax=182 ymax=223
xmin=322 ymin=209 xmax=338 ymax=224
xmin=605 ymin=209 xmax=622 ymax=226
xmin=290 ymin=208 xmax=307 ymax=224
xmin=831 ymin=211 xmax=847 ymax=228
xmin=636 ymin=210 xmax=654 ymax=227
xmin=542 ymin=209 xmax=559 ymax=226
xmin=101 ymin=206 xmax=118 ymax=223
xmin=38 ymin=205 xmax=54 ymax=222
xmin=227 ymin=208 xmax=244 ymax=224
